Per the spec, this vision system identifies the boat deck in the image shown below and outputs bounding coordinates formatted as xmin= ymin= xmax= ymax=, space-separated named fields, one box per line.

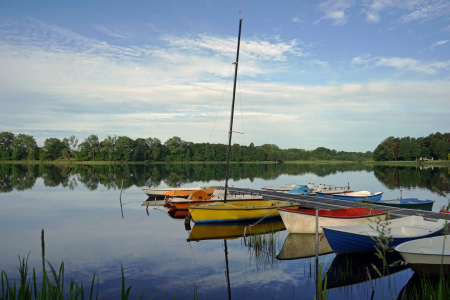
xmin=225 ymin=187 xmax=450 ymax=222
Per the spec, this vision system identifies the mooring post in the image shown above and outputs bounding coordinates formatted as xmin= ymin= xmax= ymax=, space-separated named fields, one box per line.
xmin=119 ymin=178 xmax=124 ymax=219
xmin=315 ymin=209 xmax=319 ymax=300
xmin=400 ymin=189 xmax=402 ymax=199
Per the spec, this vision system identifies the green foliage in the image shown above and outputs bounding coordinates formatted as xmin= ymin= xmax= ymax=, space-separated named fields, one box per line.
xmin=374 ymin=132 xmax=450 ymax=161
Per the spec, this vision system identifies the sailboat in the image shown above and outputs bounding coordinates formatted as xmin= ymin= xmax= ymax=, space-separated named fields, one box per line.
xmin=187 ymin=19 xmax=298 ymax=224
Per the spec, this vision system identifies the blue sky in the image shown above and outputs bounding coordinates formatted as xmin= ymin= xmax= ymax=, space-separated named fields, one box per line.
xmin=1 ymin=0 xmax=449 ymax=151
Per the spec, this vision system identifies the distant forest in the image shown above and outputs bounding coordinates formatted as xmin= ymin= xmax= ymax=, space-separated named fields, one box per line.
xmin=0 ymin=132 xmax=371 ymax=162
xmin=373 ymin=132 xmax=450 ymax=161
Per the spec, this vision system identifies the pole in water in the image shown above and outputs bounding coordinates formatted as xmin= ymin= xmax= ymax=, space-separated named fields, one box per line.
xmin=400 ymin=189 xmax=402 ymax=199
xmin=315 ymin=209 xmax=319 ymax=300
xmin=120 ymin=178 xmax=124 ymax=219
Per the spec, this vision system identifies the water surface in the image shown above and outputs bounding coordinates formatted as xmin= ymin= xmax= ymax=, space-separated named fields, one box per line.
xmin=1 ymin=163 xmax=449 ymax=299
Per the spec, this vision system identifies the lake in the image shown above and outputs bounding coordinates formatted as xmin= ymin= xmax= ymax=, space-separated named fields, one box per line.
xmin=1 ymin=163 xmax=449 ymax=299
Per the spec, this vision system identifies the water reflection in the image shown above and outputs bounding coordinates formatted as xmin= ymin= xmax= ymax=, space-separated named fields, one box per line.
xmin=1 ymin=163 xmax=449 ymax=197
xmin=277 ymin=233 xmax=333 ymax=260
xmin=187 ymin=220 xmax=285 ymax=242
xmin=326 ymin=251 xmax=409 ymax=290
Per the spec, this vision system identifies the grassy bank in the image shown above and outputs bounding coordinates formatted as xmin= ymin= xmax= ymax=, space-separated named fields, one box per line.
xmin=1 ymin=159 xmax=449 ymax=166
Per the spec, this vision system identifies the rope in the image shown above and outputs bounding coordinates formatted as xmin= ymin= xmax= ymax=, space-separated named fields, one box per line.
xmin=249 ymin=208 xmax=278 ymax=227
xmin=208 ymin=63 xmax=234 ymax=144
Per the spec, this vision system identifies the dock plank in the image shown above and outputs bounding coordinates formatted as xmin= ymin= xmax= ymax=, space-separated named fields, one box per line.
xmin=226 ymin=187 xmax=450 ymax=222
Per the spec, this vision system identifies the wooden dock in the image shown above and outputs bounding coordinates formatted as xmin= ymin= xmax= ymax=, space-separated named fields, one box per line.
xmin=227 ymin=187 xmax=450 ymax=222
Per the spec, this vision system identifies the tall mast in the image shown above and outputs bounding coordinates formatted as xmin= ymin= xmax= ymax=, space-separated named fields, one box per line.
xmin=223 ymin=19 xmax=242 ymax=204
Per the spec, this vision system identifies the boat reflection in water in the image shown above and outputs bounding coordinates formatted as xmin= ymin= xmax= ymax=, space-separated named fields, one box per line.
xmin=277 ymin=233 xmax=333 ymax=260
xmin=168 ymin=209 xmax=189 ymax=220
xmin=326 ymin=251 xmax=409 ymax=290
xmin=187 ymin=219 xmax=286 ymax=242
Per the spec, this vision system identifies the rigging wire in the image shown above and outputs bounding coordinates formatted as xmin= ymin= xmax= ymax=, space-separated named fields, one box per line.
xmin=208 ymin=63 xmax=234 ymax=144
xmin=238 ymin=66 xmax=245 ymax=147
xmin=237 ymin=65 xmax=246 ymax=164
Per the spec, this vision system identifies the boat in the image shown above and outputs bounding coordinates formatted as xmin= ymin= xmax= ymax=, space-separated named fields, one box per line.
xmin=188 ymin=200 xmax=299 ymax=224
xmin=263 ymin=183 xmax=352 ymax=195
xmin=395 ymin=235 xmax=450 ymax=276
xmin=187 ymin=220 xmax=285 ymax=242
xmin=322 ymin=216 xmax=446 ymax=254
xmin=326 ymin=252 xmax=408 ymax=290
xmin=142 ymin=186 xmax=205 ymax=199
xmin=276 ymin=233 xmax=333 ymax=260
xmin=316 ymin=190 xmax=383 ymax=202
xmin=318 ymin=191 xmax=434 ymax=211
xmin=165 ymin=188 xmax=264 ymax=211
xmin=262 ymin=184 xmax=298 ymax=192
xmin=163 ymin=188 xmax=216 ymax=199
xmin=278 ymin=207 xmax=387 ymax=234
xmin=370 ymin=198 xmax=434 ymax=211
xmin=187 ymin=19 xmax=299 ymax=224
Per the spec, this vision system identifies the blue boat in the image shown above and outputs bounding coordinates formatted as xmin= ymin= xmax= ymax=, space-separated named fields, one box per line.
xmin=322 ymin=216 xmax=446 ymax=254
xmin=316 ymin=190 xmax=383 ymax=201
xmin=288 ymin=185 xmax=313 ymax=195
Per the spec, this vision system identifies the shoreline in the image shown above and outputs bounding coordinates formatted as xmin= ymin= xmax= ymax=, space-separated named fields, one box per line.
xmin=1 ymin=160 xmax=449 ymax=166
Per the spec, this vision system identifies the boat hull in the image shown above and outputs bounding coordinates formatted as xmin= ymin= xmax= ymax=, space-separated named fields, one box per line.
xmin=323 ymin=227 xmax=445 ymax=254
xmin=395 ymin=235 xmax=450 ymax=276
xmin=373 ymin=198 xmax=434 ymax=211
xmin=316 ymin=191 xmax=383 ymax=202
xmin=279 ymin=208 xmax=386 ymax=234
xmin=188 ymin=201 xmax=298 ymax=224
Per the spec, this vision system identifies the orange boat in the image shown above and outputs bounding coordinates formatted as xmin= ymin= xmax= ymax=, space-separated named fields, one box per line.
xmin=164 ymin=188 xmax=263 ymax=211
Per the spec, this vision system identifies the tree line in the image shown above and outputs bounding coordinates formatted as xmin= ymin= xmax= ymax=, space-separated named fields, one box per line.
xmin=373 ymin=132 xmax=450 ymax=161
xmin=0 ymin=132 xmax=372 ymax=162
xmin=1 ymin=163 xmax=448 ymax=196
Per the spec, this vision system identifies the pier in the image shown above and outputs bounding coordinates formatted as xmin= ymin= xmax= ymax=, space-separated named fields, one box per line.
xmin=226 ymin=187 xmax=450 ymax=222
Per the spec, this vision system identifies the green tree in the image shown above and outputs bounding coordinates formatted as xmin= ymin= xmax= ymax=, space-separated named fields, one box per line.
xmin=40 ymin=138 xmax=66 ymax=161
xmin=145 ymin=138 xmax=162 ymax=161
xmin=115 ymin=136 xmax=134 ymax=161
xmin=10 ymin=134 xmax=38 ymax=160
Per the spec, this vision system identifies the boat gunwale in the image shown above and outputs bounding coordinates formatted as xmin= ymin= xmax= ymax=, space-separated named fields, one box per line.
xmin=278 ymin=207 xmax=387 ymax=219
xmin=323 ymin=225 xmax=444 ymax=240
xmin=394 ymin=235 xmax=450 ymax=256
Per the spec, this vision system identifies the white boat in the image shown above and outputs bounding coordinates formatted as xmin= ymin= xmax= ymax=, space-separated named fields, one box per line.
xmin=263 ymin=183 xmax=351 ymax=195
xmin=278 ymin=207 xmax=387 ymax=234
xmin=323 ymin=216 xmax=446 ymax=254
xmin=142 ymin=186 xmax=204 ymax=198
xmin=261 ymin=184 xmax=297 ymax=192
xmin=395 ymin=235 xmax=450 ymax=276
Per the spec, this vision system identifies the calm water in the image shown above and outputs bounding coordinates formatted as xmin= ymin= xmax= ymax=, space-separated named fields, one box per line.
xmin=1 ymin=163 xmax=449 ymax=299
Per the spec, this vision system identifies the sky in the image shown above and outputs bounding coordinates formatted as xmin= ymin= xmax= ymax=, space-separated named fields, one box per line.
xmin=0 ymin=0 xmax=449 ymax=152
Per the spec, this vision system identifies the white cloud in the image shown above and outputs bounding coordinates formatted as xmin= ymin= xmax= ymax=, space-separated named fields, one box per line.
xmin=92 ymin=24 xmax=132 ymax=39
xmin=160 ymin=34 xmax=303 ymax=62
xmin=292 ymin=17 xmax=305 ymax=24
xmin=148 ymin=23 xmax=160 ymax=33
xmin=351 ymin=55 xmax=450 ymax=74
xmin=315 ymin=0 xmax=355 ymax=26
xmin=429 ymin=40 xmax=449 ymax=51
xmin=1 ymin=18 xmax=449 ymax=151
xmin=363 ymin=0 xmax=450 ymax=24
xmin=443 ymin=24 xmax=450 ymax=31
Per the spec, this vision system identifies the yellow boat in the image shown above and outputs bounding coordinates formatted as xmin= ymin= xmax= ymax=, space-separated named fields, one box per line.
xmin=187 ymin=200 xmax=298 ymax=224
xmin=187 ymin=221 xmax=286 ymax=242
